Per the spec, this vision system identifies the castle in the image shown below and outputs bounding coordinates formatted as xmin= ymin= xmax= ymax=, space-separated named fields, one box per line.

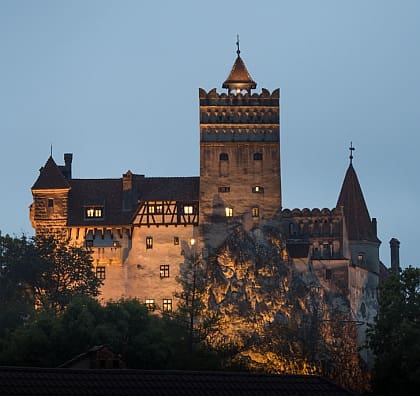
xmin=30 ymin=46 xmax=388 ymax=364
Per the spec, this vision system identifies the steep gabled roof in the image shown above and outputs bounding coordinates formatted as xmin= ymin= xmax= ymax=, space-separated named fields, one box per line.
xmin=138 ymin=177 xmax=199 ymax=201
xmin=222 ymin=53 xmax=257 ymax=92
xmin=337 ymin=164 xmax=378 ymax=242
xmin=31 ymin=156 xmax=70 ymax=190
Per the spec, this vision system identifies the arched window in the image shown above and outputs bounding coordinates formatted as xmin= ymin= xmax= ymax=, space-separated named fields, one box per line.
xmin=253 ymin=152 xmax=263 ymax=160
xmin=220 ymin=153 xmax=229 ymax=161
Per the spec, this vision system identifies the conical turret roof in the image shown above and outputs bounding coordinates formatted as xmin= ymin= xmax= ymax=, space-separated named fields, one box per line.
xmin=337 ymin=163 xmax=378 ymax=242
xmin=222 ymin=51 xmax=257 ymax=93
xmin=32 ymin=156 xmax=70 ymax=190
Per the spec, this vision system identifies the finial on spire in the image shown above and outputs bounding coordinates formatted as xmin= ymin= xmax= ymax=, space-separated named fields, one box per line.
xmin=236 ymin=34 xmax=240 ymax=56
xmin=349 ymin=141 xmax=355 ymax=164
xmin=50 ymin=144 xmax=53 ymax=158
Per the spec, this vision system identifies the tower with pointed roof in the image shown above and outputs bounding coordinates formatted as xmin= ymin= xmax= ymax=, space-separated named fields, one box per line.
xmin=199 ymin=44 xmax=281 ymax=248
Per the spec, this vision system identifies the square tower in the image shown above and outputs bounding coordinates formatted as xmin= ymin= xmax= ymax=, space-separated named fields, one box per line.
xmin=199 ymin=50 xmax=281 ymax=236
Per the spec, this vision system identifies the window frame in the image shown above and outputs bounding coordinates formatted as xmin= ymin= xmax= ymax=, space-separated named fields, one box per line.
xmin=145 ymin=299 xmax=155 ymax=311
xmin=160 ymin=264 xmax=170 ymax=278
xmin=96 ymin=266 xmax=106 ymax=280
xmin=162 ymin=298 xmax=173 ymax=312
xmin=146 ymin=236 xmax=153 ymax=249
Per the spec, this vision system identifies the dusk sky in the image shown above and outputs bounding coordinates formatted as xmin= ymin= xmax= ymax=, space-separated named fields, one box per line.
xmin=1 ymin=0 xmax=419 ymax=268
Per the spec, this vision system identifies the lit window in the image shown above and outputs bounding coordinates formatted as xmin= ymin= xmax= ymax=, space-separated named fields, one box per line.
xmin=218 ymin=186 xmax=230 ymax=193
xmin=148 ymin=205 xmax=155 ymax=214
xmin=85 ymin=207 xmax=104 ymax=219
xmin=47 ymin=199 xmax=54 ymax=208
xmin=162 ymin=299 xmax=172 ymax=312
xmin=253 ymin=152 xmax=263 ymax=160
xmin=96 ymin=266 xmax=106 ymax=280
xmin=252 ymin=186 xmax=264 ymax=193
xmin=252 ymin=207 xmax=259 ymax=218
xmin=112 ymin=241 xmax=120 ymax=248
xmin=357 ymin=254 xmax=364 ymax=265
xmin=146 ymin=236 xmax=153 ymax=249
xmin=160 ymin=265 xmax=170 ymax=278
xmin=145 ymin=299 xmax=155 ymax=311
xmin=184 ymin=205 xmax=194 ymax=214
xmin=219 ymin=153 xmax=229 ymax=161
xmin=174 ymin=237 xmax=179 ymax=245
xmin=156 ymin=205 xmax=163 ymax=214
xmin=225 ymin=207 xmax=233 ymax=217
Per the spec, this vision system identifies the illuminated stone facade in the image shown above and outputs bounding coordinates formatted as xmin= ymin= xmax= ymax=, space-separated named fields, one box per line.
xmin=30 ymin=49 xmax=383 ymax=366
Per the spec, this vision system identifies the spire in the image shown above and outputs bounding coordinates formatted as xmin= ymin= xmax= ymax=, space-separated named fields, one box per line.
xmin=337 ymin=158 xmax=378 ymax=243
xmin=32 ymin=156 xmax=70 ymax=190
xmin=222 ymin=37 xmax=256 ymax=94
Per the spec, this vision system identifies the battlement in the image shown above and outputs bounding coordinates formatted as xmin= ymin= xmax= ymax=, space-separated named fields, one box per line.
xmin=282 ymin=207 xmax=344 ymax=218
xmin=199 ymin=88 xmax=279 ymax=106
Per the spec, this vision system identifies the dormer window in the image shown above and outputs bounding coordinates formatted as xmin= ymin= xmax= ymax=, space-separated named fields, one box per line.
xmin=85 ymin=206 xmax=104 ymax=219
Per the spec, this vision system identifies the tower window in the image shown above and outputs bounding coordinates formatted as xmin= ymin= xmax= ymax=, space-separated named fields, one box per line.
xmin=160 ymin=265 xmax=170 ymax=278
xmin=253 ymin=152 xmax=263 ymax=160
xmin=146 ymin=236 xmax=153 ymax=249
xmin=162 ymin=299 xmax=172 ymax=312
xmin=96 ymin=266 xmax=106 ymax=280
xmin=252 ymin=207 xmax=259 ymax=218
xmin=145 ymin=299 xmax=155 ymax=311
xmin=174 ymin=236 xmax=179 ymax=245
xmin=252 ymin=186 xmax=264 ymax=193
xmin=218 ymin=186 xmax=230 ymax=193
xmin=220 ymin=153 xmax=229 ymax=161
xmin=225 ymin=207 xmax=233 ymax=217
xmin=47 ymin=199 xmax=54 ymax=208
xmin=357 ymin=254 xmax=364 ymax=265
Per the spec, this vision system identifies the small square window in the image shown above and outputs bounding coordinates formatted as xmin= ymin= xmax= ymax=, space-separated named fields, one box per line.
xmin=162 ymin=298 xmax=172 ymax=312
xmin=145 ymin=299 xmax=155 ymax=311
xmin=160 ymin=265 xmax=170 ymax=278
xmin=146 ymin=236 xmax=153 ymax=249
xmin=47 ymin=199 xmax=54 ymax=208
xmin=252 ymin=186 xmax=264 ymax=193
xmin=218 ymin=186 xmax=230 ymax=193
xmin=174 ymin=236 xmax=179 ymax=245
xmin=96 ymin=266 xmax=106 ymax=280
xmin=252 ymin=207 xmax=259 ymax=218
xmin=253 ymin=152 xmax=263 ymax=160
xmin=225 ymin=207 xmax=233 ymax=217
xmin=219 ymin=153 xmax=229 ymax=161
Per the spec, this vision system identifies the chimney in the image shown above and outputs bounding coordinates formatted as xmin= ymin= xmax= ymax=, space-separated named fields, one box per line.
xmin=389 ymin=238 xmax=400 ymax=274
xmin=371 ymin=218 xmax=377 ymax=237
xmin=64 ymin=153 xmax=73 ymax=179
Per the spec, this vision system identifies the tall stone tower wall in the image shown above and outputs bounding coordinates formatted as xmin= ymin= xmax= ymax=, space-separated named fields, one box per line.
xmin=199 ymin=88 xmax=281 ymax=240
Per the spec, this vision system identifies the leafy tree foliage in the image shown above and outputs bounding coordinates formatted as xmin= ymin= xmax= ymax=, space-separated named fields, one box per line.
xmin=0 ymin=233 xmax=101 ymax=314
xmin=368 ymin=267 xmax=420 ymax=395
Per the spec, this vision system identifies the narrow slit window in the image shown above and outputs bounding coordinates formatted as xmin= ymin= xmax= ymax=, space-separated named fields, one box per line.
xmin=252 ymin=207 xmax=259 ymax=218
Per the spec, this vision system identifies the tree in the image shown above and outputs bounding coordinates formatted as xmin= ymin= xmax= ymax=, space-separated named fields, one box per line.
xmin=0 ymin=233 xmax=102 ymax=314
xmin=367 ymin=266 xmax=420 ymax=395
xmin=33 ymin=235 xmax=102 ymax=312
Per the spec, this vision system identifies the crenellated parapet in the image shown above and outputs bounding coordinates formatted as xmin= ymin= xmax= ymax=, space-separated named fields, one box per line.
xmin=200 ymin=88 xmax=279 ymax=143
xmin=282 ymin=207 xmax=344 ymax=218
xmin=199 ymin=88 xmax=279 ymax=106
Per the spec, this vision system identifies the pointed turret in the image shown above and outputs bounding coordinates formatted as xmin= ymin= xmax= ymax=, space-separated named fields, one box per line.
xmin=222 ymin=38 xmax=256 ymax=94
xmin=337 ymin=163 xmax=378 ymax=243
xmin=32 ymin=156 xmax=70 ymax=190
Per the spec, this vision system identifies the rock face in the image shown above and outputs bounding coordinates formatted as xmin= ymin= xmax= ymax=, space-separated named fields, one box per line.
xmin=201 ymin=221 xmax=369 ymax=391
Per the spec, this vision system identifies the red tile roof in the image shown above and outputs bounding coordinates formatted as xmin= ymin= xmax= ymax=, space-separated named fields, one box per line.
xmin=337 ymin=164 xmax=379 ymax=243
xmin=0 ymin=367 xmax=354 ymax=396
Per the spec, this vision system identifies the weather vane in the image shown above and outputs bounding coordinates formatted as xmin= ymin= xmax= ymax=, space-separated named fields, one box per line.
xmin=349 ymin=142 xmax=355 ymax=164
xmin=236 ymin=34 xmax=240 ymax=56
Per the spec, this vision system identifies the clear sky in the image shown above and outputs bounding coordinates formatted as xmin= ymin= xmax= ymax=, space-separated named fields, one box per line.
xmin=1 ymin=0 xmax=419 ymax=268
